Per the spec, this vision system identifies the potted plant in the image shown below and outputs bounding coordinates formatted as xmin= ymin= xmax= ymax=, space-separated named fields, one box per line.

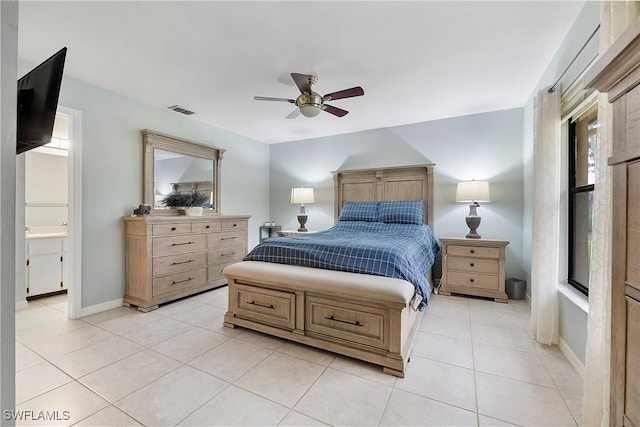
xmin=160 ymin=191 xmax=209 ymax=216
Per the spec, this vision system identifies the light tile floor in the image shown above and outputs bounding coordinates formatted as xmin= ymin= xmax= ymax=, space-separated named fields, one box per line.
xmin=14 ymin=289 xmax=584 ymax=426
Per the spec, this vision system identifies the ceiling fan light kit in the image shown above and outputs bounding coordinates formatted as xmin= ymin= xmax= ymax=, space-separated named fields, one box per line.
xmin=254 ymin=73 xmax=364 ymax=119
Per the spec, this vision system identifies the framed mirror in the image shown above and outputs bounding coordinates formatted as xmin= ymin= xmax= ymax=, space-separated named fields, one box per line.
xmin=142 ymin=129 xmax=224 ymax=215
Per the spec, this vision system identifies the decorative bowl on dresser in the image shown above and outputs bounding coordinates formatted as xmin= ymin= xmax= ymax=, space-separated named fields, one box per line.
xmin=439 ymin=237 xmax=509 ymax=303
xmin=123 ymin=215 xmax=249 ymax=312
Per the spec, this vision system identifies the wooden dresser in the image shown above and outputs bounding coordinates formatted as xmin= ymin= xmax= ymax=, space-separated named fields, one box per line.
xmin=585 ymin=18 xmax=640 ymax=427
xmin=439 ymin=237 xmax=509 ymax=303
xmin=123 ymin=215 xmax=249 ymax=311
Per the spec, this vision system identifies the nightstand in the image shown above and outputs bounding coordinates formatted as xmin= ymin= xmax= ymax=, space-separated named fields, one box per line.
xmin=276 ymin=230 xmax=318 ymax=237
xmin=439 ymin=237 xmax=509 ymax=303
xmin=259 ymin=225 xmax=281 ymax=242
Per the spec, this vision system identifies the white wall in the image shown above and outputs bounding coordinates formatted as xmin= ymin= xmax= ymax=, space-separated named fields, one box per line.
xmin=270 ymin=108 xmax=525 ymax=281
xmin=25 ymin=150 xmax=68 ymax=227
xmin=522 ymin=1 xmax=601 ymax=365
xmin=14 ymin=64 xmax=271 ymax=309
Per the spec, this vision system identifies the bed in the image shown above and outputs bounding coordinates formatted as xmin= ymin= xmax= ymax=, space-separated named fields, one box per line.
xmin=223 ymin=164 xmax=436 ymax=377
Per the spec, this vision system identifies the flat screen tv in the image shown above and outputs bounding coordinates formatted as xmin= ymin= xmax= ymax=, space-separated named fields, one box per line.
xmin=16 ymin=47 xmax=67 ymax=155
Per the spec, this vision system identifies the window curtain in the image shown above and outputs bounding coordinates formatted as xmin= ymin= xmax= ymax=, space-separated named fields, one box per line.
xmin=530 ymin=87 xmax=561 ymax=345
xmin=583 ymin=4 xmax=640 ymax=426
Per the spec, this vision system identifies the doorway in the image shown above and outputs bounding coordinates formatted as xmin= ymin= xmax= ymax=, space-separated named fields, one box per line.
xmin=19 ymin=107 xmax=82 ymax=319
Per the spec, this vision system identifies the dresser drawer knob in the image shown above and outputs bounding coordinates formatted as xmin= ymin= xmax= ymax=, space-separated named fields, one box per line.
xmin=206 ymin=225 xmax=210 ymax=229
xmin=171 ymin=227 xmax=176 ymax=231
xmin=470 ymin=278 xmax=475 ymax=283
xmin=470 ymin=263 xmax=475 ymax=267
xmin=232 ymin=223 xmax=237 ymax=227
xmin=470 ymin=249 xmax=475 ymax=254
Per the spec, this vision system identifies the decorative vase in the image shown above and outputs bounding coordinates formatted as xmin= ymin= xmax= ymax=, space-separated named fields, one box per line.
xmin=184 ymin=206 xmax=203 ymax=216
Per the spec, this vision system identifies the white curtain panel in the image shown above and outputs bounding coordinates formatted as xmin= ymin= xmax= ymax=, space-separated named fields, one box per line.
xmin=583 ymin=4 xmax=640 ymax=426
xmin=530 ymin=87 xmax=561 ymax=345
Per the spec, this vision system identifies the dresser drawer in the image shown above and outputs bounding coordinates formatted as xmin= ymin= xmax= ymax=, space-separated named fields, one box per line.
xmin=222 ymin=220 xmax=247 ymax=231
xmin=208 ymin=245 xmax=244 ymax=266
xmin=208 ymin=230 xmax=246 ymax=248
xmin=306 ymin=296 xmax=387 ymax=350
xmin=153 ymin=251 xmax=207 ymax=277
xmin=233 ymin=284 xmax=295 ymax=329
xmin=208 ymin=262 xmax=236 ymax=282
xmin=447 ymin=256 xmax=499 ymax=274
xmin=153 ymin=234 xmax=206 ymax=256
xmin=447 ymin=271 xmax=500 ymax=290
xmin=447 ymin=245 xmax=499 ymax=258
xmin=192 ymin=222 xmax=222 ymax=233
xmin=152 ymin=268 xmax=207 ymax=297
xmin=152 ymin=223 xmax=192 ymax=236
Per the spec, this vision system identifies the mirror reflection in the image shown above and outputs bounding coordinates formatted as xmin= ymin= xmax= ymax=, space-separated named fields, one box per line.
xmin=153 ymin=148 xmax=215 ymax=209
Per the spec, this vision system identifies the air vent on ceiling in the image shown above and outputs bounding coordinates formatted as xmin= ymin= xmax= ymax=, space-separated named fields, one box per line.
xmin=168 ymin=105 xmax=195 ymax=115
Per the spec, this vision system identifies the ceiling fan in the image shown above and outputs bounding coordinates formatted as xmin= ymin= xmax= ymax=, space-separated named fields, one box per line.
xmin=254 ymin=73 xmax=364 ymax=119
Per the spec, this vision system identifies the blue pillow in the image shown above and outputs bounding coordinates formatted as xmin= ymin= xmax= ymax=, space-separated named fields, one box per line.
xmin=378 ymin=200 xmax=424 ymax=224
xmin=338 ymin=201 xmax=379 ymax=222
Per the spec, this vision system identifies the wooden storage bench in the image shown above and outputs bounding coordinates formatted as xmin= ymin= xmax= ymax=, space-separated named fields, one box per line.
xmin=223 ymin=260 xmax=423 ymax=377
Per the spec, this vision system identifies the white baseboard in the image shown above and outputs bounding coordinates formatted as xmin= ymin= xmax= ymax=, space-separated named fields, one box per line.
xmin=559 ymin=336 xmax=586 ymax=380
xmin=15 ymin=300 xmax=28 ymax=311
xmin=80 ymin=298 xmax=124 ymax=318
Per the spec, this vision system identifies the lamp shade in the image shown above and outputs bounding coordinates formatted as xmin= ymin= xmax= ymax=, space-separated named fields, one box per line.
xmin=291 ymin=187 xmax=315 ymax=204
xmin=456 ymin=180 xmax=491 ymax=203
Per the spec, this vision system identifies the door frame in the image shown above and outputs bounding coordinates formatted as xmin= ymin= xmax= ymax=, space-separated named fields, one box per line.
xmin=58 ymin=106 xmax=82 ymax=319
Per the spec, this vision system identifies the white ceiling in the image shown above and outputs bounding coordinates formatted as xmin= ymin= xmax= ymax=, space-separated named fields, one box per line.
xmin=17 ymin=1 xmax=585 ymax=144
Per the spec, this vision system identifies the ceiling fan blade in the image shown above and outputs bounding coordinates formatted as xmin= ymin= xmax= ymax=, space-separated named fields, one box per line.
xmin=323 ymin=86 xmax=364 ymax=101
xmin=285 ymin=109 xmax=300 ymax=119
xmin=254 ymin=96 xmax=295 ymax=103
xmin=291 ymin=73 xmax=312 ymax=94
xmin=323 ymin=104 xmax=349 ymax=117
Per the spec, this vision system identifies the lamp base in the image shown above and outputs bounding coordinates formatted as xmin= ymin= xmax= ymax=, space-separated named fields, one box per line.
xmin=465 ymin=204 xmax=481 ymax=239
xmin=297 ymin=214 xmax=308 ymax=232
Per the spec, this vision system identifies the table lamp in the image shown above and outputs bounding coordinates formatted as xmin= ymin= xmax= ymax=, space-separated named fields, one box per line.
xmin=456 ymin=180 xmax=490 ymax=239
xmin=291 ymin=187 xmax=315 ymax=231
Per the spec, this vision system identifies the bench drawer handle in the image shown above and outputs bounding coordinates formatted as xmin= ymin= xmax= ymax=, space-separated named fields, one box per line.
xmin=171 ymin=277 xmax=194 ymax=285
xmin=247 ymin=301 xmax=274 ymax=309
xmin=324 ymin=315 xmax=363 ymax=327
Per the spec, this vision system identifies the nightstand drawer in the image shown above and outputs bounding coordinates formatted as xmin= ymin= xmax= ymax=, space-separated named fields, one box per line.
xmin=447 ymin=257 xmax=499 ymax=274
xmin=447 ymin=271 xmax=499 ymax=290
xmin=447 ymin=245 xmax=500 ymax=258
xmin=306 ymin=296 xmax=387 ymax=349
xmin=233 ymin=284 xmax=295 ymax=329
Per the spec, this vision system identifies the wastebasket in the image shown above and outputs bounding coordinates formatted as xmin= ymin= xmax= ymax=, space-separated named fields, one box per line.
xmin=505 ymin=278 xmax=526 ymax=300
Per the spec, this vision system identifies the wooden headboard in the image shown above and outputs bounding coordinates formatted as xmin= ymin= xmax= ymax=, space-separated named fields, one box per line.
xmin=331 ymin=164 xmax=435 ymax=228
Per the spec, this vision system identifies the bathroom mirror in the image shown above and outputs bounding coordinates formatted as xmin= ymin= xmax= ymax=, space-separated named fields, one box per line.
xmin=142 ymin=129 xmax=224 ymax=215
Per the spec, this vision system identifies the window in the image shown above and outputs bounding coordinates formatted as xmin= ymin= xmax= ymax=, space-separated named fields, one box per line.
xmin=567 ymin=106 xmax=597 ymax=295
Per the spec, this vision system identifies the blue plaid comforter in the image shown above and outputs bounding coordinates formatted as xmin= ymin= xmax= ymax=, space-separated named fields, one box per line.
xmin=243 ymin=221 xmax=440 ymax=309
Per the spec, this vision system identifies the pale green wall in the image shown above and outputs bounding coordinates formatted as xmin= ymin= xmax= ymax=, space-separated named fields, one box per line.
xmin=15 ymin=66 xmax=271 ymax=309
xmin=270 ymin=107 xmax=526 ymax=282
